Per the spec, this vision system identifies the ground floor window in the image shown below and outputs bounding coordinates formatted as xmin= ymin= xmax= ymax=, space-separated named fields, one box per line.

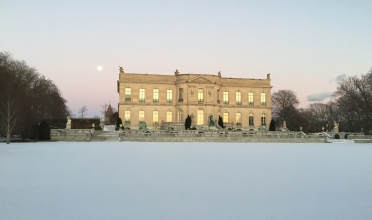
xmin=178 ymin=111 xmax=183 ymax=122
xmin=261 ymin=116 xmax=266 ymax=126
xmin=125 ymin=111 xmax=131 ymax=124
xmin=223 ymin=112 xmax=229 ymax=123
xmin=167 ymin=111 xmax=172 ymax=122
xmin=236 ymin=113 xmax=241 ymax=126
xmin=139 ymin=111 xmax=145 ymax=122
xmin=197 ymin=110 xmax=204 ymax=125
xmin=249 ymin=116 xmax=254 ymax=126
xmin=153 ymin=111 xmax=158 ymax=125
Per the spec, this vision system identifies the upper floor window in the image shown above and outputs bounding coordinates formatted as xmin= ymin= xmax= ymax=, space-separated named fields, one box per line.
xmin=217 ymin=89 xmax=220 ymax=104
xmin=236 ymin=92 xmax=241 ymax=105
xmin=178 ymin=88 xmax=183 ymax=102
xmin=223 ymin=91 xmax=229 ymax=104
xmin=167 ymin=89 xmax=172 ymax=103
xmin=198 ymin=89 xmax=204 ymax=103
xmin=139 ymin=88 xmax=145 ymax=103
xmin=153 ymin=89 xmax=159 ymax=103
xmin=125 ymin=88 xmax=131 ymax=102
xmin=248 ymin=92 xmax=254 ymax=106
xmin=261 ymin=92 xmax=266 ymax=106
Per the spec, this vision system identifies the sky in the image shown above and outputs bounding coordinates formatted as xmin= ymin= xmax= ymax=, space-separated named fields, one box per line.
xmin=1 ymin=0 xmax=372 ymax=117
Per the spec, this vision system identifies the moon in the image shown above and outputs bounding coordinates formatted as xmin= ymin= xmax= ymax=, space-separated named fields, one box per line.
xmin=97 ymin=66 xmax=103 ymax=71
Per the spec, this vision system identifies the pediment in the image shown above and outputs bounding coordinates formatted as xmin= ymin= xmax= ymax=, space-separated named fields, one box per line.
xmin=189 ymin=76 xmax=214 ymax=84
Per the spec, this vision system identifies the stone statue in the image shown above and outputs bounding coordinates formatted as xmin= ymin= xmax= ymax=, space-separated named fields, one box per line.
xmin=267 ymin=73 xmax=270 ymax=79
xmin=119 ymin=66 xmax=124 ymax=73
xmin=218 ymin=71 xmax=221 ymax=77
xmin=66 ymin=116 xmax=71 ymax=129
xmin=174 ymin=69 xmax=179 ymax=75
xmin=334 ymin=121 xmax=339 ymax=128
xmin=209 ymin=115 xmax=214 ymax=126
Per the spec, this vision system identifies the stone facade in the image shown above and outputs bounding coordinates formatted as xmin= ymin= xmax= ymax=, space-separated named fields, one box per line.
xmin=117 ymin=68 xmax=272 ymax=129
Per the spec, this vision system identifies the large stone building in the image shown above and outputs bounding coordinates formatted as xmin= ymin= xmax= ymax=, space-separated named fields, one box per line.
xmin=117 ymin=67 xmax=272 ymax=129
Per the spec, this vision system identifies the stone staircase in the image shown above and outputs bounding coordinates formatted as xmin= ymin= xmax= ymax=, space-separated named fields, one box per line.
xmin=92 ymin=126 xmax=120 ymax=141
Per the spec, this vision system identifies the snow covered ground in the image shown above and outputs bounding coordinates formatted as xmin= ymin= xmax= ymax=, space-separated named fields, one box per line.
xmin=1 ymin=142 xmax=371 ymax=220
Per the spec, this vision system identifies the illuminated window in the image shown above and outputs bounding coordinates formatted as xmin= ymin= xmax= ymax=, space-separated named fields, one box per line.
xmin=124 ymin=111 xmax=130 ymax=124
xmin=198 ymin=89 xmax=204 ymax=103
xmin=197 ymin=110 xmax=204 ymax=125
xmin=139 ymin=89 xmax=145 ymax=103
xmin=167 ymin=89 xmax=172 ymax=103
xmin=236 ymin=92 xmax=241 ymax=105
xmin=236 ymin=113 xmax=241 ymax=125
xmin=167 ymin=111 xmax=172 ymax=122
xmin=153 ymin=89 xmax=159 ymax=103
xmin=139 ymin=110 xmax=145 ymax=122
xmin=153 ymin=111 xmax=158 ymax=124
xmin=261 ymin=93 xmax=266 ymax=106
xmin=125 ymin=88 xmax=131 ymax=102
xmin=248 ymin=92 xmax=254 ymax=106
xmin=223 ymin=112 xmax=229 ymax=123
xmin=223 ymin=91 xmax=229 ymax=104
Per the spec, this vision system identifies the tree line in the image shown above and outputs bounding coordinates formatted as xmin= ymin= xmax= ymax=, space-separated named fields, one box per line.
xmin=0 ymin=52 xmax=70 ymax=143
xmin=272 ymin=68 xmax=372 ymax=133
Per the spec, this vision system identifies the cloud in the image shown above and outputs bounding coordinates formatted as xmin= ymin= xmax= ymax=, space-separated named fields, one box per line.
xmin=335 ymin=74 xmax=347 ymax=83
xmin=306 ymin=92 xmax=333 ymax=102
xmin=329 ymin=74 xmax=347 ymax=83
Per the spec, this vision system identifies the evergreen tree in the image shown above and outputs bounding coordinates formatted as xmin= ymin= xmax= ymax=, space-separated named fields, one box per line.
xmin=218 ymin=115 xmax=225 ymax=128
xmin=38 ymin=120 xmax=50 ymax=140
xmin=269 ymin=119 xmax=276 ymax=131
xmin=116 ymin=117 xmax=123 ymax=128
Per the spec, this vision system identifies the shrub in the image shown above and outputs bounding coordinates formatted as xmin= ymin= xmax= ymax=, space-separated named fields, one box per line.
xmin=334 ymin=134 xmax=340 ymax=139
xmin=38 ymin=120 xmax=51 ymax=140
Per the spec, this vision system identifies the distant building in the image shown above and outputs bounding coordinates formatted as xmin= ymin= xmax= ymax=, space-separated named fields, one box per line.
xmin=117 ymin=68 xmax=272 ymax=129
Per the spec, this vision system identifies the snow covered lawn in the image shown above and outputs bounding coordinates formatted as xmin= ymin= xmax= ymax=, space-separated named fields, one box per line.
xmin=1 ymin=142 xmax=371 ymax=220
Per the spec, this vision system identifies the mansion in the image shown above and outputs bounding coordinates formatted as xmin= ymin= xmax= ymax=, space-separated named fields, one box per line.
xmin=117 ymin=68 xmax=272 ymax=129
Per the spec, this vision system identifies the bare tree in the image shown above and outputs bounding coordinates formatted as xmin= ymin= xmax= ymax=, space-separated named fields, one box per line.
xmin=0 ymin=94 xmax=19 ymax=144
xmin=79 ymin=105 xmax=88 ymax=118
xmin=272 ymin=90 xmax=300 ymax=129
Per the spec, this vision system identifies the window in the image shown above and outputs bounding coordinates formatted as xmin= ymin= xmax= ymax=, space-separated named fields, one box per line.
xmin=139 ymin=110 xmax=145 ymax=122
xmin=178 ymin=88 xmax=183 ymax=102
xmin=223 ymin=112 xmax=229 ymax=123
xmin=236 ymin=92 xmax=241 ymax=105
xmin=197 ymin=110 xmax=204 ymax=125
xmin=125 ymin=88 xmax=131 ymax=102
xmin=223 ymin=91 xmax=229 ymax=104
xmin=167 ymin=111 xmax=172 ymax=122
xmin=124 ymin=111 xmax=131 ymax=124
xmin=236 ymin=113 xmax=242 ymax=125
xmin=139 ymin=88 xmax=145 ymax=103
xmin=249 ymin=116 xmax=254 ymax=126
xmin=248 ymin=92 xmax=254 ymax=106
xmin=153 ymin=111 xmax=158 ymax=125
xmin=261 ymin=92 xmax=266 ymax=106
xmin=217 ymin=90 xmax=220 ymax=104
xmin=198 ymin=89 xmax=204 ymax=103
xmin=167 ymin=89 xmax=172 ymax=103
xmin=153 ymin=89 xmax=159 ymax=103
xmin=261 ymin=115 xmax=266 ymax=126
xmin=178 ymin=110 xmax=183 ymax=122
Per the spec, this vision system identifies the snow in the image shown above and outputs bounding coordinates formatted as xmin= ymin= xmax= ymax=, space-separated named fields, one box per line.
xmin=1 ymin=142 xmax=372 ymax=220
